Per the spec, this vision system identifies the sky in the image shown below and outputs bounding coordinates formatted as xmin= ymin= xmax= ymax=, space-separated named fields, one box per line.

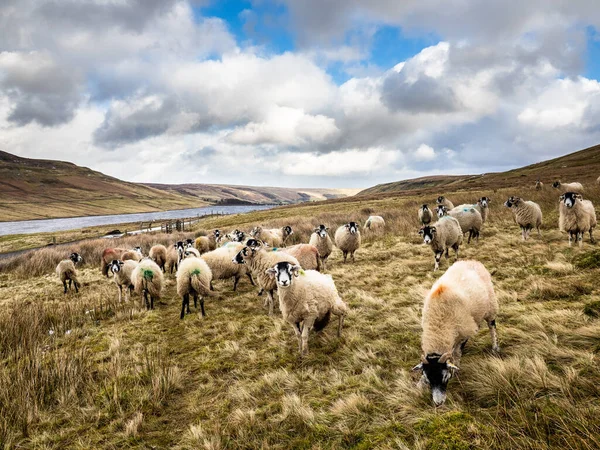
xmin=1 ymin=1 xmax=600 ymax=188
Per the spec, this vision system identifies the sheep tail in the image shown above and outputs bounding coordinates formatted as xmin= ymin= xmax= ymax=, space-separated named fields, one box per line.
xmin=190 ymin=270 xmax=214 ymax=296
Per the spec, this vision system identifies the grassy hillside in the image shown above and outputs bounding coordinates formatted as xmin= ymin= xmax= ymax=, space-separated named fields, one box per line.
xmin=0 ymin=151 xmax=357 ymax=222
xmin=360 ymin=144 xmax=600 ymax=196
xmin=1 ymin=179 xmax=599 ymax=448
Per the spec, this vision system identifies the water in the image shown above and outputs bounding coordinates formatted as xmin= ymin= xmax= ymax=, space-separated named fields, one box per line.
xmin=0 ymin=204 xmax=275 ymax=236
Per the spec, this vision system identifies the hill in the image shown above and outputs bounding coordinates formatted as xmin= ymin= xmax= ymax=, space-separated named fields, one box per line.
xmin=359 ymin=144 xmax=600 ymax=196
xmin=0 ymin=151 xmax=358 ymax=222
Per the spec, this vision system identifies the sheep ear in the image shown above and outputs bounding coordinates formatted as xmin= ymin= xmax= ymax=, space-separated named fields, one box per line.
xmin=559 ymin=194 xmax=565 ymax=201
xmin=291 ymin=265 xmax=301 ymax=277
xmin=576 ymin=194 xmax=583 ymax=199
xmin=431 ymin=227 xmax=437 ymax=233
xmin=412 ymin=363 xmax=423 ymax=372
xmin=266 ymin=267 xmax=277 ymax=278
xmin=447 ymin=362 xmax=460 ymax=372
xmin=418 ymin=229 xmax=424 ymax=235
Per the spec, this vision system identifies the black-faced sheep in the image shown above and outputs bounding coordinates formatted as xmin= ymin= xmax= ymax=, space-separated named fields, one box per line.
xmin=109 ymin=259 xmax=137 ymax=302
xmin=122 ymin=247 xmax=143 ymax=262
xmin=442 ymin=205 xmax=483 ymax=244
xmin=202 ymin=242 xmax=255 ymax=292
xmin=309 ymin=225 xmax=333 ymax=270
xmin=334 ymin=222 xmax=361 ymax=263
xmin=56 ymin=252 xmax=83 ymax=294
xmin=552 ymin=181 xmax=584 ymax=194
xmin=535 ymin=179 xmax=544 ymax=190
xmin=176 ymin=256 xmax=213 ymax=319
xmin=419 ymin=205 xmax=433 ymax=225
xmin=250 ymin=226 xmax=294 ymax=247
xmin=149 ymin=244 xmax=168 ymax=272
xmin=195 ymin=230 xmax=221 ymax=254
xmin=559 ymin=192 xmax=597 ymax=246
xmin=503 ymin=196 xmax=543 ymax=240
xmin=132 ymin=258 xmax=164 ymax=310
xmin=266 ymin=261 xmax=348 ymax=356
xmin=419 ymin=216 xmax=463 ymax=271
xmin=412 ymin=260 xmax=499 ymax=406
xmin=436 ymin=196 xmax=455 ymax=210
xmin=101 ymin=247 xmax=126 ymax=277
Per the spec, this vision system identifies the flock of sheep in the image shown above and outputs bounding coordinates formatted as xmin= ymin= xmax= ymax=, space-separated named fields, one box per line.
xmin=53 ymin=178 xmax=597 ymax=406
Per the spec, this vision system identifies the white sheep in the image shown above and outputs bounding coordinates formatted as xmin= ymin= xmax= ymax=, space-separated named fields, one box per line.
xmin=195 ymin=230 xmax=221 ymax=254
xmin=412 ymin=260 xmax=499 ymax=406
xmin=149 ymin=244 xmax=168 ymax=272
xmin=250 ymin=226 xmax=294 ymax=247
xmin=334 ymin=222 xmax=361 ymax=263
xmin=266 ymin=261 xmax=348 ymax=356
xmin=56 ymin=252 xmax=83 ymax=294
xmin=558 ymin=192 xmax=597 ymax=246
xmin=552 ymin=180 xmax=584 ymax=194
xmin=418 ymin=205 xmax=433 ymax=225
xmin=131 ymin=258 xmax=164 ymax=310
xmin=503 ymin=196 xmax=543 ymax=240
xmin=202 ymin=242 xmax=255 ymax=292
xmin=309 ymin=225 xmax=333 ymax=270
xmin=176 ymin=256 xmax=213 ymax=319
xmin=419 ymin=216 xmax=463 ymax=271
xmin=443 ymin=205 xmax=483 ymax=244
xmin=436 ymin=196 xmax=455 ymax=210
xmin=109 ymin=259 xmax=138 ymax=302
xmin=364 ymin=216 xmax=385 ymax=232
xmin=233 ymin=245 xmax=299 ymax=316
xmin=122 ymin=247 xmax=143 ymax=262
xmin=272 ymin=244 xmax=321 ymax=271
xmin=166 ymin=245 xmax=179 ymax=274
xmin=535 ymin=179 xmax=544 ymax=190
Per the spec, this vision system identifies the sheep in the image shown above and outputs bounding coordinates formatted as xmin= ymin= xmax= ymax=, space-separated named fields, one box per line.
xmin=250 ymin=226 xmax=294 ymax=247
xmin=558 ymin=192 xmax=597 ymax=246
xmin=101 ymin=247 xmax=126 ymax=277
xmin=475 ymin=197 xmax=490 ymax=223
xmin=436 ymin=196 xmax=455 ymax=210
xmin=149 ymin=244 xmax=168 ymax=271
xmin=266 ymin=261 xmax=348 ymax=356
xmin=184 ymin=247 xmax=201 ymax=258
xmin=109 ymin=259 xmax=137 ymax=302
xmin=309 ymin=225 xmax=333 ymax=270
xmin=195 ymin=230 xmax=221 ymax=254
xmin=224 ymin=229 xmax=246 ymax=243
xmin=552 ymin=180 xmax=584 ymax=194
xmin=441 ymin=205 xmax=483 ymax=244
xmin=176 ymin=256 xmax=213 ymax=319
xmin=364 ymin=215 xmax=385 ymax=232
xmin=503 ymin=196 xmax=543 ymax=240
xmin=535 ymin=179 xmax=544 ymax=190
xmin=233 ymin=245 xmax=299 ymax=316
xmin=122 ymin=246 xmax=143 ymax=262
xmin=56 ymin=252 xmax=83 ymax=294
xmin=419 ymin=205 xmax=433 ymax=225
xmin=419 ymin=216 xmax=463 ymax=271
xmin=412 ymin=260 xmax=499 ymax=406
xmin=334 ymin=222 xmax=361 ymax=263
xmin=131 ymin=258 xmax=164 ymax=310
xmin=166 ymin=245 xmax=180 ymax=274
xmin=275 ymin=244 xmax=321 ymax=271
xmin=201 ymin=242 xmax=255 ymax=292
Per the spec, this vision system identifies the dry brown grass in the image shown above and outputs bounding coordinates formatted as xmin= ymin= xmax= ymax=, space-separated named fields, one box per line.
xmin=0 ymin=184 xmax=599 ymax=448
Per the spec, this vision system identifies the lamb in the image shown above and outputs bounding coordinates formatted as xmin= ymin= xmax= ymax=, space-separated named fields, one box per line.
xmin=443 ymin=205 xmax=483 ymax=244
xmin=334 ymin=222 xmax=361 ymax=263
xmin=131 ymin=258 xmax=164 ymax=310
xmin=266 ymin=261 xmax=348 ymax=356
xmin=552 ymin=180 xmax=584 ymax=194
xmin=436 ymin=196 xmax=455 ymax=210
xmin=535 ymin=179 xmax=544 ymax=190
xmin=176 ymin=256 xmax=213 ymax=319
xmin=558 ymin=192 xmax=597 ymax=246
xmin=122 ymin=246 xmax=143 ymax=262
xmin=101 ymin=247 xmax=126 ymax=277
xmin=503 ymin=196 xmax=543 ymax=240
xmin=233 ymin=245 xmax=299 ymax=315
xmin=109 ymin=259 xmax=137 ymax=302
xmin=309 ymin=225 xmax=333 ymax=270
xmin=419 ymin=216 xmax=463 ymax=271
xmin=149 ymin=244 xmax=168 ymax=271
xmin=419 ymin=205 xmax=433 ymax=225
xmin=250 ymin=226 xmax=294 ymax=247
xmin=56 ymin=252 xmax=83 ymax=294
xmin=201 ymin=242 xmax=255 ymax=292
xmin=412 ymin=260 xmax=499 ymax=406
xmin=274 ymin=244 xmax=321 ymax=271
xmin=195 ymin=230 xmax=221 ymax=254
xmin=364 ymin=216 xmax=385 ymax=232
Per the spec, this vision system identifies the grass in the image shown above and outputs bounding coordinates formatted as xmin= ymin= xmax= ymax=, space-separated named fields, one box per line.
xmin=0 ymin=184 xmax=599 ymax=448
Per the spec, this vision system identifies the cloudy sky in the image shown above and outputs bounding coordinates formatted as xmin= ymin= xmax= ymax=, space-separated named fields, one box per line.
xmin=1 ymin=1 xmax=600 ymax=188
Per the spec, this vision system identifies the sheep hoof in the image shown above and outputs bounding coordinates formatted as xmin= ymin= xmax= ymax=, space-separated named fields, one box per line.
xmin=492 ymin=345 xmax=500 ymax=354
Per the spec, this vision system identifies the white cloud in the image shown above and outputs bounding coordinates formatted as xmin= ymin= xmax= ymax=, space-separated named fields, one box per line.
xmin=414 ymin=144 xmax=435 ymax=161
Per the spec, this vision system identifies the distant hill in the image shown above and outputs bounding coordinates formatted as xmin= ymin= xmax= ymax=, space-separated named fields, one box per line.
xmin=359 ymin=144 xmax=600 ymax=197
xmin=0 ymin=151 xmax=358 ymax=222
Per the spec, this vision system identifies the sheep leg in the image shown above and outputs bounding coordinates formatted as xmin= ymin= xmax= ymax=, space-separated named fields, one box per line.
xmin=434 ymin=252 xmax=442 ymax=271
xmin=68 ymin=279 xmax=72 ymax=291
xmin=537 ymin=226 xmax=541 ymax=237
xmin=117 ymin=285 xmax=123 ymax=303
xmin=343 ymin=251 xmax=347 ymax=263
xmin=200 ymin=297 xmax=206 ymax=317
xmin=210 ymin=281 xmax=214 ymax=291
xmin=487 ymin=319 xmax=500 ymax=353
xmin=294 ymin=323 xmax=302 ymax=353
xmin=301 ymin=317 xmax=315 ymax=356
xmin=267 ymin=290 xmax=274 ymax=316
xmin=578 ymin=232 xmax=583 ymax=247
xmin=150 ymin=295 xmax=154 ymax=310
xmin=143 ymin=291 xmax=149 ymax=309
xmin=193 ymin=293 xmax=197 ymax=310
xmin=520 ymin=226 xmax=526 ymax=241
xmin=467 ymin=231 xmax=472 ymax=244
xmin=453 ymin=243 xmax=460 ymax=260
xmin=351 ymin=251 xmax=355 ymax=263
xmin=568 ymin=232 xmax=573 ymax=246
xmin=337 ymin=313 xmax=345 ymax=337
xmin=445 ymin=248 xmax=449 ymax=259
xmin=233 ymin=275 xmax=240 ymax=292
xmin=180 ymin=294 xmax=189 ymax=319
xmin=590 ymin=230 xmax=596 ymax=244
xmin=247 ymin=273 xmax=256 ymax=286
xmin=63 ymin=280 xmax=68 ymax=294
xmin=258 ymin=288 xmax=264 ymax=296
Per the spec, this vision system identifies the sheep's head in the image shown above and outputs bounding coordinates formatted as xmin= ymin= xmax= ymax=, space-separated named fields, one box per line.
xmin=412 ymin=352 xmax=459 ymax=406
xmin=560 ymin=192 xmax=582 ymax=208
xmin=233 ymin=246 xmax=255 ymax=264
xmin=345 ymin=222 xmax=358 ymax=234
xmin=283 ymin=225 xmax=293 ymax=237
xmin=552 ymin=181 xmax=561 ymax=189
xmin=213 ymin=229 xmax=221 ymax=239
xmin=245 ymin=238 xmax=264 ymax=249
xmin=435 ymin=205 xmax=447 ymax=218
xmin=504 ymin=196 xmax=521 ymax=208
xmin=314 ymin=224 xmax=329 ymax=238
xmin=132 ymin=246 xmax=142 ymax=255
xmin=266 ymin=261 xmax=301 ymax=288
xmin=419 ymin=226 xmax=436 ymax=244
xmin=421 ymin=204 xmax=429 ymax=211
xmin=479 ymin=197 xmax=490 ymax=208
xmin=70 ymin=252 xmax=83 ymax=264
xmin=436 ymin=196 xmax=445 ymax=204
xmin=185 ymin=239 xmax=194 ymax=248
xmin=184 ymin=249 xmax=198 ymax=259
xmin=250 ymin=226 xmax=262 ymax=237
xmin=109 ymin=259 xmax=123 ymax=273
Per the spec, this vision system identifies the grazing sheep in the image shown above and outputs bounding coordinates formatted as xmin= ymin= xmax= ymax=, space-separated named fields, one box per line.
xmin=535 ymin=179 xmax=544 ymax=190
xmin=56 ymin=252 xmax=83 ymax=294
xmin=122 ymin=247 xmax=143 ymax=262
xmin=250 ymin=226 xmax=293 ymax=247
xmin=266 ymin=261 xmax=348 ymax=356
xmin=419 ymin=205 xmax=433 ymax=225
xmin=131 ymin=258 xmax=164 ymax=310
xmin=233 ymin=245 xmax=299 ymax=316
xmin=445 ymin=205 xmax=483 ymax=244
xmin=334 ymin=222 xmax=361 ymax=263
xmin=149 ymin=244 xmax=168 ymax=272
xmin=552 ymin=180 xmax=584 ymax=194
xmin=503 ymin=196 xmax=543 ymax=240
xmin=412 ymin=260 xmax=499 ymax=406
xmin=559 ymin=192 xmax=597 ymax=246
xmin=109 ymin=259 xmax=137 ymax=302
xmin=419 ymin=216 xmax=463 ymax=271
xmin=364 ymin=216 xmax=385 ymax=232
xmin=309 ymin=225 xmax=333 ymax=270
xmin=436 ymin=196 xmax=455 ymax=210
xmin=276 ymin=244 xmax=321 ymax=271
xmin=176 ymin=256 xmax=213 ymax=319
xmin=201 ymin=242 xmax=255 ymax=292
xmin=166 ymin=245 xmax=179 ymax=274
xmin=195 ymin=230 xmax=221 ymax=254
xmin=101 ymin=247 xmax=126 ymax=277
